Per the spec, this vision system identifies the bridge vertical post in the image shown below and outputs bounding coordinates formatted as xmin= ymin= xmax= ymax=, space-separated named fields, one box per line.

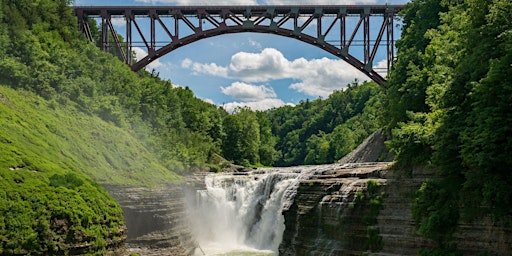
xmin=150 ymin=10 xmax=157 ymax=52
xmin=340 ymin=10 xmax=346 ymax=48
xmin=126 ymin=10 xmax=133 ymax=66
xmin=174 ymin=12 xmax=179 ymax=39
xmin=101 ymin=10 xmax=109 ymax=52
xmin=387 ymin=10 xmax=395 ymax=72
xmin=317 ymin=14 xmax=322 ymax=39
xmin=363 ymin=8 xmax=370 ymax=66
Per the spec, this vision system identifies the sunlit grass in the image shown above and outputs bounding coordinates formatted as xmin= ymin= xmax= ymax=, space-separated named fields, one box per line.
xmin=0 ymin=85 xmax=182 ymax=186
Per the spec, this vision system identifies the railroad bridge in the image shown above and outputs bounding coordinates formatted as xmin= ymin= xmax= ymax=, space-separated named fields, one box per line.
xmin=74 ymin=5 xmax=403 ymax=85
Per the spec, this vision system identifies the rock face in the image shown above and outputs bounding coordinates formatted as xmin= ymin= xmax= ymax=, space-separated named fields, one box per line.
xmin=279 ymin=162 xmax=389 ymax=255
xmin=279 ymin=128 xmax=512 ymax=255
xmin=374 ymin=167 xmax=436 ymax=255
xmin=103 ymin=184 xmax=196 ymax=256
xmin=338 ymin=129 xmax=393 ymax=164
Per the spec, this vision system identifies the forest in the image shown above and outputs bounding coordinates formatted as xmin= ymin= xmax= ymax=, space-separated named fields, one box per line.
xmin=0 ymin=0 xmax=511 ymax=255
xmin=384 ymin=0 xmax=512 ymax=254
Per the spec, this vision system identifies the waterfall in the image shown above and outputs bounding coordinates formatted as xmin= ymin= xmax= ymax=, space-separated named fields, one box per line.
xmin=188 ymin=167 xmax=316 ymax=255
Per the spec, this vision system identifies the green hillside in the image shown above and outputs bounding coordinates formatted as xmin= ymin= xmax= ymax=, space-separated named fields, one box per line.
xmin=0 ymin=86 xmax=128 ymax=254
xmin=267 ymin=81 xmax=384 ymax=166
xmin=384 ymin=0 xmax=512 ymax=253
xmin=0 ymin=86 xmax=182 ymax=186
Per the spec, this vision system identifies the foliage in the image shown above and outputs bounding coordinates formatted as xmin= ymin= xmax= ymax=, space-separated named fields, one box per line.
xmin=352 ymin=180 xmax=385 ymax=252
xmin=385 ymin=0 xmax=512 ymax=253
xmin=0 ymin=89 xmax=127 ymax=255
xmin=382 ymin=0 xmax=448 ymax=129
xmin=267 ymin=81 xmax=383 ymax=166
xmin=0 ymin=0 xmax=232 ymax=174
xmin=221 ymin=107 xmax=274 ymax=166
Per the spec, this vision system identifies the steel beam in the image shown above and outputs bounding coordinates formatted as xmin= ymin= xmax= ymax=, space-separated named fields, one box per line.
xmin=74 ymin=5 xmax=403 ymax=86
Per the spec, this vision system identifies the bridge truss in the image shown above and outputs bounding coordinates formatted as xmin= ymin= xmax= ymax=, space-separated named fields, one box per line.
xmin=75 ymin=5 xmax=402 ymax=85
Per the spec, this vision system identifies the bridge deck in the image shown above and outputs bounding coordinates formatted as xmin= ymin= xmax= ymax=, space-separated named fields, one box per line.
xmin=75 ymin=5 xmax=402 ymax=16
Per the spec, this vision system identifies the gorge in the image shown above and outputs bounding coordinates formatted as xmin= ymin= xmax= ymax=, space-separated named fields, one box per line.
xmin=113 ymin=130 xmax=512 ymax=255
xmin=2 ymin=1 xmax=512 ymax=255
xmin=188 ymin=162 xmax=390 ymax=255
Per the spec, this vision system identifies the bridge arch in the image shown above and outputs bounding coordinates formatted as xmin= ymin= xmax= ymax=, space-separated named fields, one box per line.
xmin=75 ymin=5 xmax=403 ymax=86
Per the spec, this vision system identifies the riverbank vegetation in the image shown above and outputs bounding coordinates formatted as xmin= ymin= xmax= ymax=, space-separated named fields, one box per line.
xmin=384 ymin=0 xmax=512 ymax=253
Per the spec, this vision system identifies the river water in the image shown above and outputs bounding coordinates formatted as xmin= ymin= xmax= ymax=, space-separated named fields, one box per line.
xmin=188 ymin=167 xmax=318 ymax=256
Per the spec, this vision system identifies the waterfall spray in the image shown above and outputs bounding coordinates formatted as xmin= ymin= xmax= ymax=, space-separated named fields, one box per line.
xmin=187 ymin=167 xmax=316 ymax=255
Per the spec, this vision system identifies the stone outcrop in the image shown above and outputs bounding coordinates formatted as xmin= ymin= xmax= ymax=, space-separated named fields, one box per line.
xmin=279 ymin=162 xmax=390 ymax=255
xmin=279 ymin=128 xmax=512 ymax=255
xmin=103 ymin=184 xmax=196 ymax=256
xmin=338 ymin=129 xmax=393 ymax=164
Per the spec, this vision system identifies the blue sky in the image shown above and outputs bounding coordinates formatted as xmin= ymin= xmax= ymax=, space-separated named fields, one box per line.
xmin=74 ymin=0 xmax=409 ymax=112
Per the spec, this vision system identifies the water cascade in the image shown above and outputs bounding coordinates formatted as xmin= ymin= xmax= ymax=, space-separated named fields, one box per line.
xmin=187 ymin=167 xmax=316 ymax=255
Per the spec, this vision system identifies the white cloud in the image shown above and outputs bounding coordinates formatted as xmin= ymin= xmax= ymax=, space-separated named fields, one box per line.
xmin=373 ymin=59 xmax=388 ymax=78
xmin=262 ymin=0 xmax=378 ymax=4
xmin=181 ymin=58 xmax=228 ymax=77
xmin=226 ymin=48 xmax=288 ymax=82
xmin=133 ymin=47 xmax=163 ymax=70
xmin=202 ymin=98 xmax=215 ymax=105
xmin=111 ymin=17 xmax=126 ymax=27
xmin=221 ymin=82 xmax=277 ymax=101
xmin=183 ymin=48 xmax=368 ymax=98
xmin=219 ymin=81 xmax=292 ymax=112
xmin=222 ymin=98 xmax=290 ymax=113
xmin=134 ymin=0 xmax=379 ymax=4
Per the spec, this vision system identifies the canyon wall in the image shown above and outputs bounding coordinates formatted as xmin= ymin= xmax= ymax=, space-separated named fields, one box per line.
xmin=278 ymin=129 xmax=512 ymax=255
xmin=278 ymin=162 xmax=512 ymax=255
xmin=279 ymin=162 xmax=390 ymax=255
xmin=104 ymin=185 xmax=197 ymax=256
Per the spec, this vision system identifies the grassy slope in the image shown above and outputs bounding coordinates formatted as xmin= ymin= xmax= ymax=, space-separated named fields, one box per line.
xmin=0 ymin=85 xmax=184 ymax=254
xmin=0 ymin=85 xmax=182 ymax=187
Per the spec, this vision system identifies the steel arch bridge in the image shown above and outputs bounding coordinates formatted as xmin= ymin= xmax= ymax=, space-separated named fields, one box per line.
xmin=74 ymin=5 xmax=403 ymax=85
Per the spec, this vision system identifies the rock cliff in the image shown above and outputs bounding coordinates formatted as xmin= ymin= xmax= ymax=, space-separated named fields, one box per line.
xmin=103 ymin=185 xmax=196 ymax=256
xmin=279 ymin=162 xmax=389 ymax=255
xmin=279 ymin=129 xmax=512 ymax=255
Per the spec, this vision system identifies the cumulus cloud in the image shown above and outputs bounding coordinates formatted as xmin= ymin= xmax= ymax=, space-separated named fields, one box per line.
xmin=202 ymin=98 xmax=215 ymax=105
xmin=220 ymin=82 xmax=290 ymax=111
xmin=373 ymin=59 xmax=388 ymax=78
xmin=221 ymin=82 xmax=277 ymax=101
xmin=134 ymin=0 xmax=379 ymax=4
xmin=182 ymin=58 xmax=228 ymax=77
xmin=263 ymin=0 xmax=378 ymax=4
xmin=183 ymin=48 xmax=368 ymax=98
xmin=222 ymin=98 xmax=290 ymax=113
xmin=220 ymin=81 xmax=293 ymax=112
xmin=133 ymin=47 xmax=163 ymax=70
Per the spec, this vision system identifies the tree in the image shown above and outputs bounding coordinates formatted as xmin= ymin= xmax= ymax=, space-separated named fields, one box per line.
xmin=222 ymin=107 xmax=261 ymax=166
